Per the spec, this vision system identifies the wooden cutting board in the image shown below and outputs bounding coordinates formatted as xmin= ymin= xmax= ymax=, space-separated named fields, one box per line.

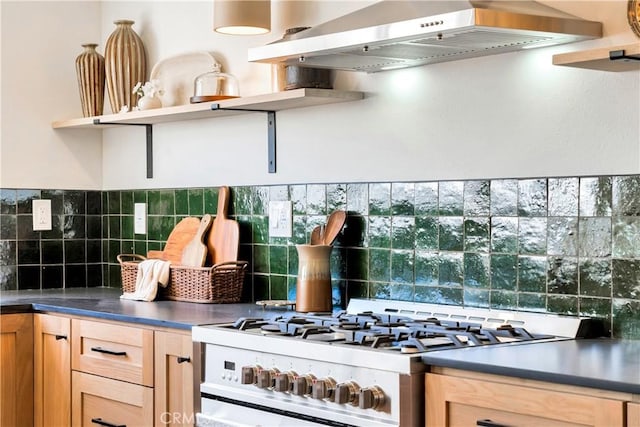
xmin=207 ymin=186 xmax=240 ymax=265
xmin=181 ymin=214 xmax=213 ymax=267
xmin=147 ymin=217 xmax=201 ymax=264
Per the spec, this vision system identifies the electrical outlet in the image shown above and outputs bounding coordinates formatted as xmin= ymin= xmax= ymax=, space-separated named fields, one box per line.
xmin=134 ymin=203 xmax=147 ymax=234
xmin=32 ymin=199 xmax=52 ymax=231
xmin=268 ymin=201 xmax=292 ymax=238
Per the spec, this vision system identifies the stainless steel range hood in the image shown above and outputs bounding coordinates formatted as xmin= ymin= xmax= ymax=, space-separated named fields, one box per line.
xmin=248 ymin=0 xmax=602 ymax=72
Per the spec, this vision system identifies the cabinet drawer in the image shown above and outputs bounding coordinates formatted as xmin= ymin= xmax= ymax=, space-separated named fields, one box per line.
xmin=629 ymin=402 xmax=640 ymax=427
xmin=72 ymin=319 xmax=153 ymax=386
xmin=72 ymin=371 xmax=153 ymax=427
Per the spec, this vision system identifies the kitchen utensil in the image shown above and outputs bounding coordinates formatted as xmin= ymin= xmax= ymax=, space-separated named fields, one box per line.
xmin=207 ymin=186 xmax=240 ymax=265
xmin=310 ymin=225 xmax=324 ymax=245
xmin=147 ymin=217 xmax=201 ymax=264
xmin=323 ymin=210 xmax=346 ymax=245
xmin=181 ymin=214 xmax=213 ymax=267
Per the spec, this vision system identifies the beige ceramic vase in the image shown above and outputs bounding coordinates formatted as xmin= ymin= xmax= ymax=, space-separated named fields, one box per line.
xmin=104 ymin=20 xmax=146 ymax=113
xmin=295 ymin=244 xmax=333 ymax=313
xmin=75 ymin=43 xmax=105 ymax=117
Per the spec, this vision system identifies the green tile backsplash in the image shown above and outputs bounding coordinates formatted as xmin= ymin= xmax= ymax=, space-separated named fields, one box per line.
xmin=1 ymin=175 xmax=640 ymax=339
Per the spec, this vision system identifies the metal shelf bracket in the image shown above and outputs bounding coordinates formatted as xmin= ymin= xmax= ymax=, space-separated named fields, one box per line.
xmin=609 ymin=49 xmax=640 ymax=62
xmin=93 ymin=119 xmax=154 ymax=178
xmin=211 ymin=104 xmax=277 ymax=173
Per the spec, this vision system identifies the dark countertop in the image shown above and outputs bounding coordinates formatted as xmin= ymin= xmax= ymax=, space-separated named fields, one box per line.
xmin=422 ymin=338 xmax=640 ymax=395
xmin=0 ymin=288 xmax=289 ymax=330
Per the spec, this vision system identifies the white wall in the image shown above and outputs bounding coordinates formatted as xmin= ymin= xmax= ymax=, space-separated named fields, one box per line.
xmin=1 ymin=1 xmax=638 ymax=190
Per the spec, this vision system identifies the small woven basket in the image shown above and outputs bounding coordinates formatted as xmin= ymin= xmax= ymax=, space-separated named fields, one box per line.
xmin=117 ymin=254 xmax=247 ymax=304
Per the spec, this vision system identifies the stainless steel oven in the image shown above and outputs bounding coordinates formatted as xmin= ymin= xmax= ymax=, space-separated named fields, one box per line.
xmin=192 ymin=299 xmax=602 ymax=426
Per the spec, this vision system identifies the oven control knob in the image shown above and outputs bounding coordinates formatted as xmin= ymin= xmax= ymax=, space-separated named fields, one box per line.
xmin=291 ymin=374 xmax=315 ymax=396
xmin=240 ymin=365 xmax=260 ymax=385
xmin=359 ymin=386 xmax=385 ymax=410
xmin=274 ymin=371 xmax=297 ymax=393
xmin=335 ymin=381 xmax=360 ymax=405
xmin=312 ymin=377 xmax=337 ymax=401
xmin=257 ymin=367 xmax=280 ymax=389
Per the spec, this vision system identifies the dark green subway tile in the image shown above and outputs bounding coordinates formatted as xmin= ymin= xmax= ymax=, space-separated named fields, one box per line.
xmin=269 ymin=245 xmax=287 ymax=275
xmin=0 ymin=189 xmax=16 ymax=214
xmin=612 ymin=176 xmax=640 ymax=216
xmin=391 ymin=217 xmax=415 ymax=250
xmin=108 ymin=216 xmax=121 ymax=239
xmin=108 ymin=264 xmax=121 ymax=287
xmin=463 ymin=288 xmax=490 ymax=308
xmin=464 ymin=217 xmax=489 ymax=253
xmin=134 ymin=240 xmax=147 ymax=256
xmin=87 ymin=191 xmax=102 ymax=215
xmin=579 ymin=177 xmax=612 ymax=217
xmin=247 ymin=187 xmax=266 ymax=216
xmin=18 ymin=265 xmax=41 ymax=290
xmin=463 ymin=253 xmax=489 ymax=288
xmin=438 ymin=181 xmax=463 ymax=216
xmin=147 ymin=216 xmax=174 ymax=242
xmin=415 ymin=182 xmax=438 ymax=216
xmin=1 ymin=215 xmax=16 ymax=239
xmin=346 ymin=280 xmax=368 ymax=300
xmin=414 ymin=285 xmax=463 ymax=305
xmin=415 ymin=251 xmax=439 ymax=286
xmin=547 ymin=256 xmax=578 ymax=295
xmin=287 ymin=276 xmax=297 ymax=301
xmin=342 ymin=215 xmax=366 ymax=247
xmin=490 ymin=290 xmax=517 ymax=310
xmin=120 ymin=191 xmax=134 ymax=215
xmin=491 ymin=217 xmax=517 ymax=254
xmin=87 ymin=264 xmax=102 ymax=287
xmin=518 ymin=179 xmax=547 ymax=217
xmin=463 ymin=180 xmax=490 ymax=216
xmin=369 ymin=183 xmax=391 ymax=216
xmin=369 ymin=249 xmax=390 ymax=282
xmin=65 ymin=264 xmax=86 ymax=288
xmin=204 ymin=187 xmax=218 ymax=214
xmin=391 ymin=183 xmax=414 ymax=216
xmin=62 ymin=190 xmax=86 ymax=215
xmin=347 ymin=183 xmax=368 ymax=215
xmin=121 ymin=240 xmax=134 ymax=254
xmin=107 ymin=191 xmax=121 ymax=214
xmin=327 ymin=184 xmax=347 ymax=211
xmin=547 ymin=217 xmax=577 ymax=256
xmin=332 ymin=247 xmax=347 ymax=280
xmin=291 ymin=215 xmax=307 ymax=245
xmin=253 ymin=245 xmax=269 ymax=274
xmin=16 ymin=190 xmax=39 ymax=214
xmin=307 ymin=184 xmax=327 ymax=215
xmin=119 ymin=216 xmax=133 ymax=240
xmin=87 ymin=240 xmax=101 ymax=263
xmin=548 ymin=178 xmax=578 ymax=216
xmin=368 ymin=216 xmax=391 ymax=248
xmin=391 ymin=250 xmax=414 ymax=284
xmin=133 ymin=190 xmax=146 ymax=205
xmin=175 ymin=189 xmax=189 ymax=215
xmin=612 ymin=259 xmax=640 ymax=299
xmin=438 ymin=217 xmax=463 ymax=251
xmin=106 ymin=240 xmax=120 ymax=264
xmin=270 ymin=275 xmax=288 ymax=300
xmin=17 ymin=215 xmax=39 ymax=240
xmin=64 ymin=215 xmax=86 ymax=239
xmin=518 ymin=217 xmax=547 ymax=255
xmin=490 ymin=254 xmax=517 ymax=290
xmin=612 ymin=298 xmax=640 ymax=339
xmin=148 ymin=190 xmax=174 ymax=215
xmin=415 ymin=217 xmax=438 ymax=250
xmin=346 ymin=248 xmax=368 ymax=281
xmin=369 ymin=282 xmax=391 ymax=300
xmin=188 ymin=188 xmax=204 ymax=215
xmin=42 ymin=190 xmax=63 ymax=214
xmin=579 ymin=297 xmax=612 ymax=326
xmin=290 ymin=185 xmax=307 ymax=215
xmin=438 ymin=252 xmax=463 ymax=287
xmin=252 ymin=216 xmax=268 ymax=244
xmin=547 ymin=294 xmax=578 ymax=315
xmin=18 ymin=240 xmax=39 ymax=264
xmin=517 ymin=293 xmax=546 ymax=312
xmin=389 ymin=283 xmax=413 ymax=302
xmin=517 ymin=255 xmax=547 ymax=293
xmin=231 ymin=187 xmax=251 ymax=215
xmin=147 ymin=241 xmax=163 ymax=252
xmin=579 ymin=259 xmax=611 ymax=297
xmin=270 ymin=185 xmax=289 ymax=202
xmin=490 ymin=179 xmax=518 ymax=216
xmin=253 ymin=275 xmax=270 ymax=301
xmin=0 ymin=240 xmax=16 ymax=265
xmin=578 ymin=217 xmax=611 ymax=257
xmin=612 ymin=217 xmax=640 ymax=258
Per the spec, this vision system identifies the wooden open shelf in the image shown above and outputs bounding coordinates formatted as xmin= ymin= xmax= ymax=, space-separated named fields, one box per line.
xmin=552 ymin=42 xmax=640 ymax=72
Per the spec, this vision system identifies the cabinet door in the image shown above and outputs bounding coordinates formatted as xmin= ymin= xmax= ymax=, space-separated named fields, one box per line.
xmin=155 ymin=330 xmax=197 ymax=427
xmin=426 ymin=373 xmax=625 ymax=427
xmin=629 ymin=402 xmax=640 ymax=427
xmin=0 ymin=313 xmax=34 ymax=427
xmin=72 ymin=371 xmax=153 ymax=427
xmin=34 ymin=313 xmax=71 ymax=427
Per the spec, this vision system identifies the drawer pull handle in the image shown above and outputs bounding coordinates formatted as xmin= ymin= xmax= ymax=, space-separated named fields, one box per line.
xmin=55 ymin=335 xmax=67 ymax=340
xmin=91 ymin=417 xmax=125 ymax=427
xmin=177 ymin=356 xmax=190 ymax=364
xmin=477 ymin=420 xmax=509 ymax=427
xmin=90 ymin=346 xmax=127 ymax=357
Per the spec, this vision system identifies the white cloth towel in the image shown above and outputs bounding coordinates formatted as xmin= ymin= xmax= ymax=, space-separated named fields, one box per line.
xmin=121 ymin=259 xmax=171 ymax=302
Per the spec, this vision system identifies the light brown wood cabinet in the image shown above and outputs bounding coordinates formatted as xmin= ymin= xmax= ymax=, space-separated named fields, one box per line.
xmin=629 ymin=402 xmax=640 ymax=427
xmin=0 ymin=313 xmax=34 ymax=427
xmin=426 ymin=369 xmax=629 ymax=427
xmin=34 ymin=313 xmax=71 ymax=427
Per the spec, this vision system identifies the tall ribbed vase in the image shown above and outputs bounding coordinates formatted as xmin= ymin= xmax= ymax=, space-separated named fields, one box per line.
xmin=75 ymin=44 xmax=105 ymax=117
xmin=105 ymin=20 xmax=146 ymax=113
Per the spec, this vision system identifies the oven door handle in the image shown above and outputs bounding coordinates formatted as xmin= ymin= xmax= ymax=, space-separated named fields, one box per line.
xmin=477 ymin=419 xmax=510 ymax=427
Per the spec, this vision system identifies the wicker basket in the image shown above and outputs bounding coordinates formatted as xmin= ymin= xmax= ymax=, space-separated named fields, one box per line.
xmin=117 ymin=254 xmax=247 ymax=304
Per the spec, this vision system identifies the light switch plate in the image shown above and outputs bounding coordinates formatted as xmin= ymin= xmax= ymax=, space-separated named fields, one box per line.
xmin=269 ymin=201 xmax=292 ymax=238
xmin=134 ymin=203 xmax=147 ymax=234
xmin=33 ymin=199 xmax=52 ymax=231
